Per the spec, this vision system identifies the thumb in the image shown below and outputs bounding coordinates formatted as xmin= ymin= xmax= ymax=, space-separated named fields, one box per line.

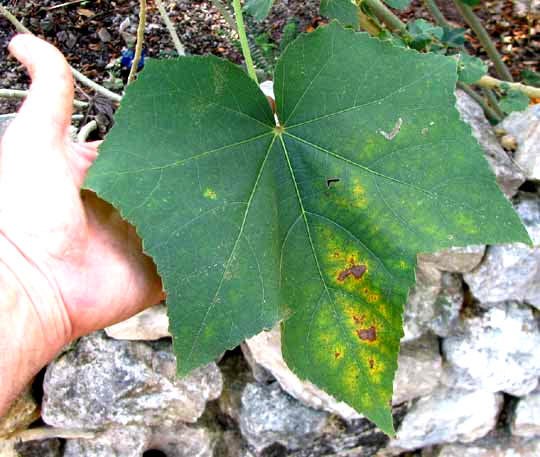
xmin=6 ymin=34 xmax=73 ymax=150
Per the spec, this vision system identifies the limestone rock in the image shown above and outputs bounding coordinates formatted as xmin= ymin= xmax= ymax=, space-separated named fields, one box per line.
xmin=464 ymin=194 xmax=540 ymax=308
xmin=105 ymin=303 xmax=170 ymax=340
xmin=389 ymin=387 xmax=502 ymax=451
xmin=402 ymin=261 xmax=441 ymax=341
xmin=429 ymin=272 xmax=463 ymax=337
xmin=63 ymin=425 xmax=151 ymax=457
xmin=393 ymin=334 xmax=442 ymax=404
xmin=455 ymin=90 xmax=525 ymax=197
xmin=243 ymin=327 xmax=362 ymax=420
xmin=14 ymin=440 xmax=63 ymax=457
xmin=432 ymin=436 xmax=540 ymax=457
xmin=0 ymin=390 xmax=39 ymax=438
xmin=442 ymin=301 xmax=540 ymax=396
xmin=499 ymin=97 xmax=540 ymax=181
xmin=512 ymin=387 xmax=540 ymax=438
xmin=239 ymin=382 xmax=330 ymax=452
xmin=42 ymin=331 xmax=223 ymax=429
xmin=418 ymin=245 xmax=485 ymax=273
xmin=63 ymin=420 xmax=221 ymax=457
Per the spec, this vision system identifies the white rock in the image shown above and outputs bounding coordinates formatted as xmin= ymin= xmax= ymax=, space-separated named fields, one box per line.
xmin=513 ymin=387 xmax=540 ymax=438
xmin=442 ymin=302 xmax=540 ymax=396
xmin=402 ymin=261 xmax=442 ymax=341
xmin=393 ymin=333 xmax=442 ymax=404
xmin=499 ymin=104 xmax=540 ymax=181
xmin=432 ymin=436 xmax=540 ymax=457
xmin=455 ymin=90 xmax=524 ymax=198
xmin=42 ymin=331 xmax=223 ymax=429
xmin=243 ymin=327 xmax=363 ymax=420
xmin=464 ymin=194 xmax=540 ymax=308
xmin=428 ymin=272 xmax=463 ymax=338
xmin=390 ymin=387 xmax=502 ymax=451
xmin=418 ymin=244 xmax=485 ymax=273
xmin=105 ymin=303 xmax=170 ymax=340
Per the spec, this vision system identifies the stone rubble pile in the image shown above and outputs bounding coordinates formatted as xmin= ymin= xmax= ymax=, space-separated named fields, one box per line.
xmin=2 ymin=91 xmax=540 ymax=457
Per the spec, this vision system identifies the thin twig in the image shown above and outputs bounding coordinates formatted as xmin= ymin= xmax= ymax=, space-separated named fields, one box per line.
xmin=456 ymin=81 xmax=501 ymax=122
xmin=0 ymin=5 xmax=122 ymax=102
xmin=155 ymin=0 xmax=185 ymax=56
xmin=452 ymin=0 xmax=513 ymax=81
xmin=44 ymin=0 xmax=86 ymax=11
xmin=78 ymin=120 xmax=98 ymax=142
xmin=0 ymin=88 xmax=88 ymax=108
xmin=127 ymin=0 xmax=147 ymax=84
xmin=3 ymin=427 xmax=98 ymax=444
xmin=476 ymin=74 xmax=540 ymax=98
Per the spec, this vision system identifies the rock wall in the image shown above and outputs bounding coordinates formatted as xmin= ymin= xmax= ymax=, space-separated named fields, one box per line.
xmin=2 ymin=94 xmax=540 ymax=457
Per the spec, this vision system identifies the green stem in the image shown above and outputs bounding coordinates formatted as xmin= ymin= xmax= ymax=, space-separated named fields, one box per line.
xmin=456 ymin=81 xmax=501 ymax=123
xmin=482 ymin=87 xmax=504 ymax=119
xmin=231 ymin=0 xmax=258 ymax=84
xmin=422 ymin=0 xmax=453 ymax=29
xmin=127 ymin=0 xmax=146 ymax=84
xmin=362 ymin=0 xmax=406 ymax=34
xmin=452 ymin=0 xmax=513 ymax=82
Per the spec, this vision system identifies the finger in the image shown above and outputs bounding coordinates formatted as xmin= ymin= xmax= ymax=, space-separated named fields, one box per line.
xmin=7 ymin=34 xmax=73 ymax=149
xmin=70 ymin=141 xmax=100 ymax=188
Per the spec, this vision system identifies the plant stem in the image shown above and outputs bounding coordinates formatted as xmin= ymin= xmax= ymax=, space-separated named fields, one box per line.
xmin=482 ymin=87 xmax=505 ymax=119
xmin=362 ymin=0 xmax=406 ymax=34
xmin=476 ymin=74 xmax=540 ymax=98
xmin=0 ymin=88 xmax=88 ymax=108
xmin=0 ymin=5 xmax=122 ymax=102
xmin=155 ymin=0 xmax=185 ymax=56
xmin=231 ymin=0 xmax=258 ymax=83
xmin=78 ymin=120 xmax=98 ymax=142
xmin=210 ymin=0 xmax=238 ymax=32
xmin=128 ymin=0 xmax=147 ymax=84
xmin=422 ymin=0 xmax=452 ymax=29
xmin=456 ymin=81 xmax=501 ymax=122
xmin=451 ymin=0 xmax=513 ymax=82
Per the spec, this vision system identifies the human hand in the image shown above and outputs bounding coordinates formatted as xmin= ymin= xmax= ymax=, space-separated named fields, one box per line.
xmin=0 ymin=35 xmax=164 ymax=414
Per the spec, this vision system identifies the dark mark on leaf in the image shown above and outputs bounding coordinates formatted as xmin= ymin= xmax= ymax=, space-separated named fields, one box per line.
xmin=356 ymin=326 xmax=377 ymax=342
xmin=335 ymin=351 xmax=341 ymax=359
xmin=337 ymin=265 xmax=367 ymax=282
xmin=326 ymin=178 xmax=340 ymax=188
xmin=369 ymin=358 xmax=374 ymax=369
xmin=353 ymin=314 xmax=365 ymax=325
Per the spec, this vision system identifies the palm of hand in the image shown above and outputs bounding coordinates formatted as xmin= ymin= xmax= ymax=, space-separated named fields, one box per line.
xmin=0 ymin=35 xmax=163 ymax=343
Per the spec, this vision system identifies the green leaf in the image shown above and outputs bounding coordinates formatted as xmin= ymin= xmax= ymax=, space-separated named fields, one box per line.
xmin=406 ymin=19 xmax=443 ymax=51
xmin=441 ymin=27 xmax=466 ymax=48
xmin=320 ymin=0 xmax=359 ymax=29
xmin=382 ymin=0 xmax=412 ymax=10
xmin=499 ymin=88 xmax=530 ymax=113
xmin=84 ymin=23 xmax=530 ymax=435
xmin=244 ymin=0 xmax=273 ymax=21
xmin=457 ymin=53 xmax=487 ymax=83
xmin=521 ymin=69 xmax=540 ymax=87
xmin=458 ymin=0 xmax=481 ymax=5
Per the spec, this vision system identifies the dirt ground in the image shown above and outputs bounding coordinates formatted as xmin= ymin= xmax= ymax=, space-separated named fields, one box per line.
xmin=0 ymin=0 xmax=538 ymax=122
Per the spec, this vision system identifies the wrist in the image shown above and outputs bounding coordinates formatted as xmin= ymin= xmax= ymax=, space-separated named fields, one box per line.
xmin=0 ymin=234 xmax=71 ymax=417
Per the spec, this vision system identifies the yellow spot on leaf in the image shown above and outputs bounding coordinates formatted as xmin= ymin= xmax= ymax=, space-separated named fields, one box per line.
xmin=203 ymin=188 xmax=217 ymax=200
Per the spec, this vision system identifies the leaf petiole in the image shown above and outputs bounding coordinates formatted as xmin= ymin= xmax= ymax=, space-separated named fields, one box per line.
xmin=231 ymin=0 xmax=259 ymax=84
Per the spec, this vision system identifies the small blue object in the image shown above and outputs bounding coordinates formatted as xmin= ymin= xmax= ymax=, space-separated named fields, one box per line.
xmin=121 ymin=48 xmax=145 ymax=70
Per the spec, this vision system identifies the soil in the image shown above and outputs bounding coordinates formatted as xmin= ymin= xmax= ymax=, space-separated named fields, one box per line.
xmin=0 ymin=0 xmax=538 ymax=124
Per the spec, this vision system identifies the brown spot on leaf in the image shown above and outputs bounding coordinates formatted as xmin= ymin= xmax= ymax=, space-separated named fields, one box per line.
xmin=369 ymin=358 xmax=374 ymax=369
xmin=353 ymin=314 xmax=365 ymax=325
xmin=334 ymin=351 xmax=341 ymax=359
xmin=326 ymin=178 xmax=340 ymax=188
xmin=338 ymin=265 xmax=367 ymax=282
xmin=333 ymin=251 xmax=341 ymax=258
xmin=356 ymin=326 xmax=377 ymax=342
